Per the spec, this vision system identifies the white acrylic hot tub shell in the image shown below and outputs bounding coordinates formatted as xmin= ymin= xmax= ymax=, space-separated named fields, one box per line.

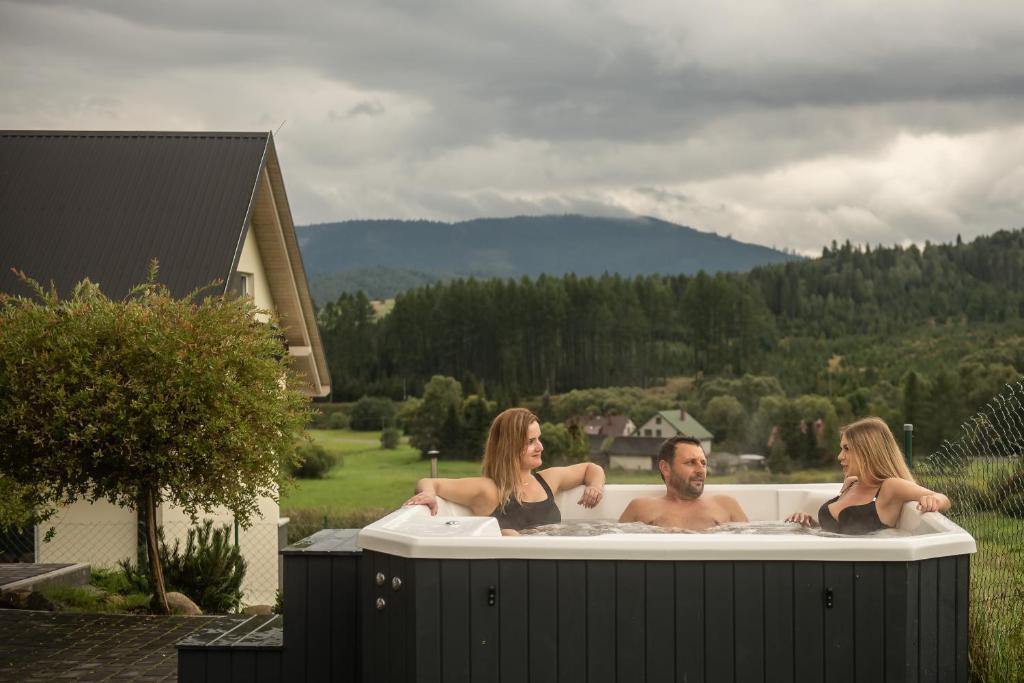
xmin=357 ymin=483 xmax=976 ymax=562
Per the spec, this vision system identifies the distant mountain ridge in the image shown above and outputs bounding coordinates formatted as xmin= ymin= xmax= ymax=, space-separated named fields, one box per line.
xmin=296 ymin=215 xmax=801 ymax=303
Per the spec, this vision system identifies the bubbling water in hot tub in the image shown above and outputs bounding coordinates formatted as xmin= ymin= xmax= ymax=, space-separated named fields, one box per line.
xmin=518 ymin=520 xmax=927 ymax=538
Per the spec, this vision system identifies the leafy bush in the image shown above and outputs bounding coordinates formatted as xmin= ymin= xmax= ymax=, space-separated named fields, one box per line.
xmin=328 ymin=412 xmax=351 ymax=430
xmin=308 ymin=403 xmax=351 ymax=429
xmin=291 ymin=443 xmax=338 ymax=479
xmin=998 ymin=492 xmax=1024 ymax=519
xmin=350 ymin=396 xmax=397 ymax=431
xmin=380 ymin=427 xmax=401 ymax=449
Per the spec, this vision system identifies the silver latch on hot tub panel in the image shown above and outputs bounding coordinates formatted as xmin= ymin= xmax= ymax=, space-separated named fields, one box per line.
xmin=445 ymin=520 xmax=459 ymax=526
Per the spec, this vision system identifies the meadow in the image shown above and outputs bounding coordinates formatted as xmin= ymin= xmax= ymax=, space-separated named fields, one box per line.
xmin=280 ymin=429 xmax=840 ymax=538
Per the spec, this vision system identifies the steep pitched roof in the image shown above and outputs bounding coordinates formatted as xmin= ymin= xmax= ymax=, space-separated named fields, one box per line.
xmin=565 ymin=414 xmax=633 ymax=437
xmin=657 ymin=409 xmax=713 ymax=440
xmin=0 ymin=131 xmax=330 ymax=396
xmin=0 ymin=131 xmax=269 ymax=298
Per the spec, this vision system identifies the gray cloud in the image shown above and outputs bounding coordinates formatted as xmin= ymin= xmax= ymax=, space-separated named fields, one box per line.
xmin=3 ymin=0 xmax=1024 ymax=253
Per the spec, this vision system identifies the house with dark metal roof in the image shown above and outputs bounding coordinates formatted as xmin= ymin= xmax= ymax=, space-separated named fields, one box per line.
xmin=0 ymin=130 xmax=329 ymax=605
xmin=565 ymin=414 xmax=636 ymax=438
xmin=0 ymin=130 xmax=329 ymax=398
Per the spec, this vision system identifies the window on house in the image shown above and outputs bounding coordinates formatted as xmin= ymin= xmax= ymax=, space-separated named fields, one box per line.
xmin=655 ymin=417 xmax=661 ymax=425
xmin=238 ymin=272 xmax=254 ymax=297
xmin=644 ymin=429 xmax=652 ymax=436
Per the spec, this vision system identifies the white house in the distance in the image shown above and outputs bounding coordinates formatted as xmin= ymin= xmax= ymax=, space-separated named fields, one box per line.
xmin=0 ymin=131 xmax=330 ymax=606
xmin=633 ymin=409 xmax=713 ymax=455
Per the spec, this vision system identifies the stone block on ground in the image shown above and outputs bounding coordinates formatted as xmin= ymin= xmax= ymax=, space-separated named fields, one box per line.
xmin=166 ymin=591 xmax=202 ymax=615
xmin=0 ymin=589 xmax=32 ymax=609
xmin=242 ymin=604 xmax=273 ymax=616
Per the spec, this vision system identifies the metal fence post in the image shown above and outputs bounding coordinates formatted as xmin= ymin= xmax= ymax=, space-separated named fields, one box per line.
xmin=428 ymin=449 xmax=439 ymax=478
xmin=903 ymin=423 xmax=913 ymax=469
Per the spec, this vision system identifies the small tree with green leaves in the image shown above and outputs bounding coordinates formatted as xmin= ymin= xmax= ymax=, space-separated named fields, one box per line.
xmin=0 ymin=264 xmax=311 ymax=614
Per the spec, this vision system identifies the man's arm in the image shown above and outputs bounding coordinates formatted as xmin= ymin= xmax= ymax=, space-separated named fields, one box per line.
xmin=719 ymin=495 xmax=748 ymax=523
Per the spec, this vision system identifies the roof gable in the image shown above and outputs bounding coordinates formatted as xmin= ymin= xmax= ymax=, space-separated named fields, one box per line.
xmin=657 ymin=410 xmax=713 ymax=439
xmin=0 ymin=131 xmax=268 ymax=299
xmin=0 ymin=130 xmax=330 ymax=397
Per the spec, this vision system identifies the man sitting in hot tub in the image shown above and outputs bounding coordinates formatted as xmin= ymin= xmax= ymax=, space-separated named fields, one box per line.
xmin=618 ymin=436 xmax=748 ymax=530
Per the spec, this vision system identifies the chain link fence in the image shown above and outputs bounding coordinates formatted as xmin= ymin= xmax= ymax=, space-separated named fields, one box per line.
xmin=917 ymin=380 xmax=1024 ymax=683
xmin=35 ymin=507 xmax=138 ymax=570
xmin=0 ymin=526 xmax=34 ymax=563
xmin=19 ymin=499 xmax=285 ymax=609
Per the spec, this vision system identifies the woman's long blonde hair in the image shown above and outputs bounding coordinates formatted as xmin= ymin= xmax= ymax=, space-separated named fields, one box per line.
xmin=482 ymin=407 xmax=538 ymax=511
xmin=842 ymin=416 xmax=915 ymax=483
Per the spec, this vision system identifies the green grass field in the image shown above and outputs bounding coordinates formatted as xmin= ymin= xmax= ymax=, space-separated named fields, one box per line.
xmin=281 ymin=430 xmax=842 ymax=521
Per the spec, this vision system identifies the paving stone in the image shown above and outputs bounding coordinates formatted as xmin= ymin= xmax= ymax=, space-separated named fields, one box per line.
xmin=0 ymin=608 xmax=247 ymax=681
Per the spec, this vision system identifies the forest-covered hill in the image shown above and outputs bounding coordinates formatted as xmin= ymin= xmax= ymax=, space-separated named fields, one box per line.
xmin=317 ymin=229 xmax=1024 ymax=454
xmin=297 ymin=215 xmax=800 ymax=302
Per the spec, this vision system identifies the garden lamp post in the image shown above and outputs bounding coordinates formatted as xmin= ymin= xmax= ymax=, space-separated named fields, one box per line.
xmin=903 ymin=423 xmax=913 ymax=469
xmin=428 ymin=449 xmax=439 ymax=478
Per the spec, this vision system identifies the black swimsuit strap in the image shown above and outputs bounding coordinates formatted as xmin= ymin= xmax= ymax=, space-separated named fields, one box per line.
xmin=532 ymin=471 xmax=554 ymax=499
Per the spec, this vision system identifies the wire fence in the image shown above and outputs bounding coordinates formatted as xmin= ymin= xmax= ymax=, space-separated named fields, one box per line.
xmin=0 ymin=526 xmax=34 ymax=563
xmin=0 ymin=500 xmax=285 ymax=610
xmin=160 ymin=517 xmax=282 ymax=607
xmin=916 ymin=379 xmax=1024 ymax=683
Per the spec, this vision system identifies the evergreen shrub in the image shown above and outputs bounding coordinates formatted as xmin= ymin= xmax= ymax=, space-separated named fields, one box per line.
xmin=118 ymin=521 xmax=247 ymax=613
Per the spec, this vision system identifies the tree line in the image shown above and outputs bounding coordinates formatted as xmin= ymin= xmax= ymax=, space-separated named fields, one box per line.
xmin=319 ymin=229 xmax=1024 ymax=406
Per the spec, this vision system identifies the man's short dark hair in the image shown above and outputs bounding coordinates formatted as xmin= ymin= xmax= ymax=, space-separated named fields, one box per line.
xmin=657 ymin=435 xmax=704 ymax=468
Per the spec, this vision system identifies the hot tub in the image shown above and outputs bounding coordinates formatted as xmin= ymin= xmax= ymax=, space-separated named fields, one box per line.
xmin=357 ymin=484 xmax=975 ymax=683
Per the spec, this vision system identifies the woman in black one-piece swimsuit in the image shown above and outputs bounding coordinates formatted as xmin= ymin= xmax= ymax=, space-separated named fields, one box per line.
xmin=785 ymin=417 xmax=951 ymax=534
xmin=404 ymin=408 xmax=607 ymax=533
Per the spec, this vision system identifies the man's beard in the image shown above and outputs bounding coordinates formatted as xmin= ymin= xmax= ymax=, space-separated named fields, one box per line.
xmin=669 ymin=470 xmax=704 ymax=499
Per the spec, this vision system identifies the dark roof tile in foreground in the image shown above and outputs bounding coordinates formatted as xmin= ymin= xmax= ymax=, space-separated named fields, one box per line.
xmin=0 ymin=131 xmax=269 ymax=299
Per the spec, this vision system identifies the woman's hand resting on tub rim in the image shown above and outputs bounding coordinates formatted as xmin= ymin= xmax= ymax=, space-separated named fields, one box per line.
xmin=785 ymin=512 xmax=819 ymax=528
xmin=404 ymin=491 xmax=438 ymax=515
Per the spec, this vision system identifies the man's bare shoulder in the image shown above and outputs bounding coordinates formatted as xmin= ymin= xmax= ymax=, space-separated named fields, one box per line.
xmin=710 ymin=494 xmax=748 ymax=521
xmin=619 ymin=495 xmax=664 ymax=521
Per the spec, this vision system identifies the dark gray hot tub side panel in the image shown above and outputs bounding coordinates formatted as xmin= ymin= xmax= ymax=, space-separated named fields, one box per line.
xmin=360 ymin=551 xmax=969 ymax=683
xmin=179 ymin=529 xmax=970 ymax=683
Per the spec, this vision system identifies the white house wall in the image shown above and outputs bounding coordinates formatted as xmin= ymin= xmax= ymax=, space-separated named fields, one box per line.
xmin=236 ymin=225 xmax=274 ymax=320
xmin=36 ymin=498 xmax=136 ymax=569
xmin=609 ymin=455 xmax=653 ymax=471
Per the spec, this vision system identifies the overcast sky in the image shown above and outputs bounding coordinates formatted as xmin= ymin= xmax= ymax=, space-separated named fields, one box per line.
xmin=2 ymin=1 xmax=1023 ymax=254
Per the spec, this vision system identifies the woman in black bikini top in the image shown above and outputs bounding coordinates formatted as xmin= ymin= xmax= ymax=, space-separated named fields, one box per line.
xmin=817 ymin=480 xmax=890 ymax=534
xmin=786 ymin=417 xmax=951 ymax=534
xmin=404 ymin=408 xmax=607 ymax=533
